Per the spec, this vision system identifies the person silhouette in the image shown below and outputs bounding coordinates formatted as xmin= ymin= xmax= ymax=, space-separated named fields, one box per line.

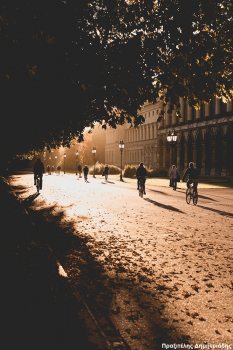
xmin=33 ymin=158 xmax=45 ymax=190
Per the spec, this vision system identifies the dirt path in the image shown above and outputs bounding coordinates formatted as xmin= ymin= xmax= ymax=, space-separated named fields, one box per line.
xmin=11 ymin=174 xmax=233 ymax=350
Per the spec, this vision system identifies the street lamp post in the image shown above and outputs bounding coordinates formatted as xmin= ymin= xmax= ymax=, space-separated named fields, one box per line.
xmin=54 ymin=155 xmax=57 ymax=170
xmin=167 ymin=130 xmax=177 ymax=165
xmin=63 ymin=154 xmax=67 ymax=174
xmin=119 ymin=140 xmax=124 ymax=181
xmin=92 ymin=147 xmax=96 ymax=178
xmin=75 ymin=151 xmax=79 ymax=175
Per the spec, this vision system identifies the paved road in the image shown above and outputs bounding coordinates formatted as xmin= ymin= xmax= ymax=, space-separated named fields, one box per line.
xmin=11 ymin=174 xmax=233 ymax=350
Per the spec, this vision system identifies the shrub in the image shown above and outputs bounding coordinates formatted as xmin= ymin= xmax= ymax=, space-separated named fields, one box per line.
xmin=123 ymin=165 xmax=168 ymax=178
xmin=156 ymin=168 xmax=169 ymax=177
xmin=89 ymin=162 xmax=121 ymax=175
xmin=108 ymin=164 xmax=121 ymax=174
xmin=146 ymin=168 xmax=168 ymax=177
xmin=147 ymin=168 xmax=157 ymax=178
xmin=123 ymin=164 xmax=137 ymax=178
xmin=89 ymin=162 xmax=104 ymax=175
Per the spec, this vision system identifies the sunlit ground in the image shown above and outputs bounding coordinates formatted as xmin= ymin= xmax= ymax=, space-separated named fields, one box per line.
xmin=11 ymin=173 xmax=233 ymax=349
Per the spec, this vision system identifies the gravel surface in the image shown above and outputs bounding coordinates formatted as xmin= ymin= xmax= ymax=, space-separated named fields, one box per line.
xmin=11 ymin=174 xmax=233 ymax=350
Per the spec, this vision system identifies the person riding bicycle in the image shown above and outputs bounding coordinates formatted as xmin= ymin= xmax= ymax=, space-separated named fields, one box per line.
xmin=33 ymin=157 xmax=45 ymax=190
xmin=182 ymin=162 xmax=199 ymax=193
xmin=136 ymin=162 xmax=147 ymax=195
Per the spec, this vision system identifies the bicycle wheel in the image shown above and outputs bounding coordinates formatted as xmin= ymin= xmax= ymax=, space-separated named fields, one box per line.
xmin=193 ymin=191 xmax=198 ymax=205
xmin=36 ymin=178 xmax=40 ymax=193
xmin=138 ymin=182 xmax=143 ymax=197
xmin=186 ymin=189 xmax=191 ymax=204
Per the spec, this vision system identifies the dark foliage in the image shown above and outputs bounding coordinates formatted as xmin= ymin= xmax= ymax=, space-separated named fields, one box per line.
xmin=0 ymin=0 xmax=232 ymax=163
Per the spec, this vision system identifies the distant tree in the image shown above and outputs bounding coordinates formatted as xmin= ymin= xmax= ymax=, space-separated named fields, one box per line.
xmin=78 ymin=132 xmax=94 ymax=166
xmin=0 ymin=0 xmax=232 ymax=166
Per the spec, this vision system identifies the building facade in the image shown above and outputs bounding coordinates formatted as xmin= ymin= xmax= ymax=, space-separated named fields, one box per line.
xmin=158 ymin=98 xmax=233 ymax=176
xmin=105 ymin=98 xmax=233 ymax=176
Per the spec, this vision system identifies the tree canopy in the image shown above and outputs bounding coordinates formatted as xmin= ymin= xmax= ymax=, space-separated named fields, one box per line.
xmin=0 ymin=0 xmax=232 ymax=162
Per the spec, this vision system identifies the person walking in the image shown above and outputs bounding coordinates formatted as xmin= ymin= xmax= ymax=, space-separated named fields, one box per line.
xmin=47 ymin=165 xmax=51 ymax=175
xmin=77 ymin=164 xmax=82 ymax=178
xmin=103 ymin=165 xmax=109 ymax=181
xmin=169 ymin=164 xmax=180 ymax=191
xmin=83 ymin=165 xmax=89 ymax=182
xmin=57 ymin=165 xmax=61 ymax=175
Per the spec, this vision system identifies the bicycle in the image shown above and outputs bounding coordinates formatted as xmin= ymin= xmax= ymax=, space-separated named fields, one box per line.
xmin=35 ymin=175 xmax=41 ymax=193
xmin=186 ymin=182 xmax=198 ymax=205
xmin=138 ymin=177 xmax=145 ymax=198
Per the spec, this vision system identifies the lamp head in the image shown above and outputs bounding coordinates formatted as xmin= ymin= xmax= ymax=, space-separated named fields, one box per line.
xmin=119 ymin=140 xmax=124 ymax=149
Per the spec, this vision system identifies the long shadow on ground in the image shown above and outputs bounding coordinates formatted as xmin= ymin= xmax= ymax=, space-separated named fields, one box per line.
xmin=27 ymin=203 xmax=191 ymax=348
xmin=144 ymin=198 xmax=185 ymax=213
xmin=168 ymin=188 xmax=217 ymax=202
xmin=22 ymin=192 xmax=40 ymax=205
xmin=149 ymin=189 xmax=170 ymax=196
xmin=9 ymin=185 xmax=192 ymax=349
xmin=197 ymin=204 xmax=233 ymax=218
xmin=0 ymin=179 xmax=104 ymax=350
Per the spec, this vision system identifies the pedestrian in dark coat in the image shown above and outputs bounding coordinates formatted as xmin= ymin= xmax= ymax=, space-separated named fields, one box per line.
xmin=103 ymin=165 xmax=109 ymax=181
xmin=83 ymin=165 xmax=89 ymax=182
xmin=33 ymin=158 xmax=45 ymax=189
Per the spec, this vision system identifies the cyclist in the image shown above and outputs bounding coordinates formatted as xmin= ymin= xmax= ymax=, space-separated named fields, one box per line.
xmin=136 ymin=162 xmax=147 ymax=195
xmin=182 ymin=162 xmax=199 ymax=193
xmin=33 ymin=157 xmax=45 ymax=190
xmin=83 ymin=165 xmax=89 ymax=182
